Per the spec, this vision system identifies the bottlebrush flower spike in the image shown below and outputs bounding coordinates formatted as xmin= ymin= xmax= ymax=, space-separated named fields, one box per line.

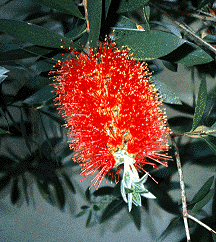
xmin=50 ymin=39 xmax=172 ymax=211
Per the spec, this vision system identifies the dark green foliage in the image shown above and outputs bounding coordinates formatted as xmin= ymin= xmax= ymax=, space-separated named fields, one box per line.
xmin=0 ymin=1 xmax=216 ymax=240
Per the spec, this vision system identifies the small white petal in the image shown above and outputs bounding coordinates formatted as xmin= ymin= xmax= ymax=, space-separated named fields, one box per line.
xmin=141 ymin=191 xmax=156 ymax=199
xmin=128 ymin=193 xmax=133 ymax=212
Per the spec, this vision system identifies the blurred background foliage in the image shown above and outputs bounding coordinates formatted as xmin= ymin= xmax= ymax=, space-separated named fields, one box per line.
xmin=0 ymin=0 xmax=216 ymax=241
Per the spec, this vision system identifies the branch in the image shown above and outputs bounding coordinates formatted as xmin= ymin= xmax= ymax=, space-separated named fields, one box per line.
xmin=171 ymin=135 xmax=191 ymax=242
xmin=187 ymin=214 xmax=216 ymax=234
xmin=149 ymin=2 xmax=216 ymax=55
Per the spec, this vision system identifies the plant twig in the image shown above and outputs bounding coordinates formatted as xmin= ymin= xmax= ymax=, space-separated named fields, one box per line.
xmin=188 ymin=13 xmax=216 ymax=22
xmin=171 ymin=135 xmax=191 ymax=242
xmin=150 ymin=2 xmax=216 ymax=56
xmin=187 ymin=214 xmax=216 ymax=234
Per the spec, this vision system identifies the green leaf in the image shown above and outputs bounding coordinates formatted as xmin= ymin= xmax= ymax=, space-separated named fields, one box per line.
xmin=201 ymin=136 xmax=216 ymax=155
xmin=0 ymin=46 xmax=53 ymax=61
xmin=142 ymin=5 xmax=150 ymax=31
xmin=36 ymin=96 xmax=55 ymax=109
xmin=0 ymin=66 xmax=9 ymax=83
xmin=93 ymin=186 xmax=114 ymax=196
xmin=36 ymin=180 xmax=54 ymax=205
xmin=132 ymin=191 xmax=141 ymax=206
xmin=130 ymin=206 xmax=141 ymax=231
xmin=115 ymin=15 xmax=137 ymax=29
xmin=38 ymin=109 xmax=65 ymax=125
xmin=0 ymin=19 xmax=76 ymax=49
xmin=117 ymin=0 xmax=150 ymax=13
xmin=100 ymin=199 xmax=125 ymax=223
xmin=85 ymin=187 xmax=91 ymax=202
xmin=93 ymin=205 xmax=100 ymax=211
xmin=104 ymin=0 xmax=112 ymax=18
xmin=191 ymin=189 xmax=214 ymax=213
xmin=20 ymin=111 xmax=31 ymax=153
xmin=212 ymin=232 xmax=216 ymax=242
xmin=32 ymin=0 xmax=84 ymax=19
xmin=160 ymin=216 xmax=181 ymax=240
xmin=0 ymin=108 xmax=10 ymax=133
xmin=0 ymin=175 xmax=11 ymax=191
xmin=53 ymin=176 xmax=65 ymax=210
xmin=191 ymin=75 xmax=207 ymax=131
xmin=162 ymin=60 xmax=178 ymax=72
xmin=0 ymin=66 xmax=9 ymax=75
xmin=22 ymin=175 xmax=29 ymax=205
xmin=75 ymin=209 xmax=88 ymax=218
xmin=65 ymin=23 xmax=87 ymax=40
xmin=151 ymin=77 xmax=182 ymax=105
xmin=87 ymin=0 xmax=102 ymax=49
xmin=113 ymin=29 xmax=185 ymax=60
xmin=11 ymin=177 xmax=20 ymax=205
xmin=150 ymin=21 xmax=182 ymax=38
xmin=198 ymin=0 xmax=212 ymax=9
xmin=190 ymin=176 xmax=214 ymax=205
xmin=0 ymin=128 xmax=9 ymax=134
xmin=62 ymin=173 xmax=76 ymax=194
xmin=86 ymin=210 xmax=92 ymax=227
xmin=176 ymin=41 xmax=213 ymax=66
xmin=23 ymin=85 xmax=54 ymax=105
xmin=81 ymin=205 xmax=89 ymax=210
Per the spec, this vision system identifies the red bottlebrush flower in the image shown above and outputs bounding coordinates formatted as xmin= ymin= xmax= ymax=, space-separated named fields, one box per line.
xmin=50 ymin=39 xmax=171 ymax=190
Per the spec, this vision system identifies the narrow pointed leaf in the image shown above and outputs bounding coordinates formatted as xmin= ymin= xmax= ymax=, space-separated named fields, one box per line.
xmin=160 ymin=216 xmax=182 ymax=240
xmin=65 ymin=23 xmax=87 ymax=40
xmin=32 ymin=0 xmax=84 ymax=19
xmin=93 ymin=186 xmax=114 ymax=196
xmin=162 ymin=60 xmax=178 ymax=72
xmin=212 ymin=233 xmax=216 ymax=242
xmin=20 ymin=112 xmax=31 ymax=153
xmin=86 ymin=0 xmax=102 ymax=49
xmin=132 ymin=192 xmax=141 ymax=206
xmin=114 ymin=29 xmax=185 ymax=60
xmin=0 ymin=128 xmax=8 ymax=134
xmin=11 ymin=177 xmax=20 ymax=205
xmin=191 ymin=189 xmax=214 ymax=213
xmin=143 ymin=5 xmax=150 ymax=31
xmin=0 ymin=19 xmax=76 ymax=49
xmin=104 ymin=0 xmax=112 ymax=18
xmin=201 ymin=135 xmax=216 ymax=155
xmin=93 ymin=205 xmax=100 ymax=211
xmin=22 ymin=175 xmax=29 ymax=205
xmin=62 ymin=173 xmax=76 ymax=194
xmin=53 ymin=176 xmax=65 ymax=210
xmin=85 ymin=187 xmax=91 ymax=202
xmin=150 ymin=21 xmax=182 ymax=38
xmin=151 ymin=77 xmax=182 ymax=104
xmin=100 ymin=199 xmax=125 ymax=223
xmin=0 ymin=175 xmax=11 ymax=191
xmin=36 ymin=180 xmax=53 ymax=205
xmin=191 ymin=75 xmax=207 ymax=131
xmin=0 ymin=45 xmax=53 ymax=61
xmin=115 ymin=15 xmax=137 ymax=29
xmin=190 ymin=176 xmax=214 ymax=205
xmin=36 ymin=96 xmax=55 ymax=109
xmin=37 ymin=110 xmax=65 ymax=125
xmin=75 ymin=209 xmax=88 ymax=218
xmin=86 ymin=210 xmax=92 ymax=227
xmin=176 ymin=41 xmax=213 ymax=66
xmin=0 ymin=66 xmax=9 ymax=75
xmin=23 ymin=84 xmax=54 ymax=105
xmin=0 ymin=66 xmax=9 ymax=83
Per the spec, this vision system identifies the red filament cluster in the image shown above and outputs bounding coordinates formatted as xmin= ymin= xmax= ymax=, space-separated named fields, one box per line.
xmin=50 ymin=40 xmax=172 ymax=188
